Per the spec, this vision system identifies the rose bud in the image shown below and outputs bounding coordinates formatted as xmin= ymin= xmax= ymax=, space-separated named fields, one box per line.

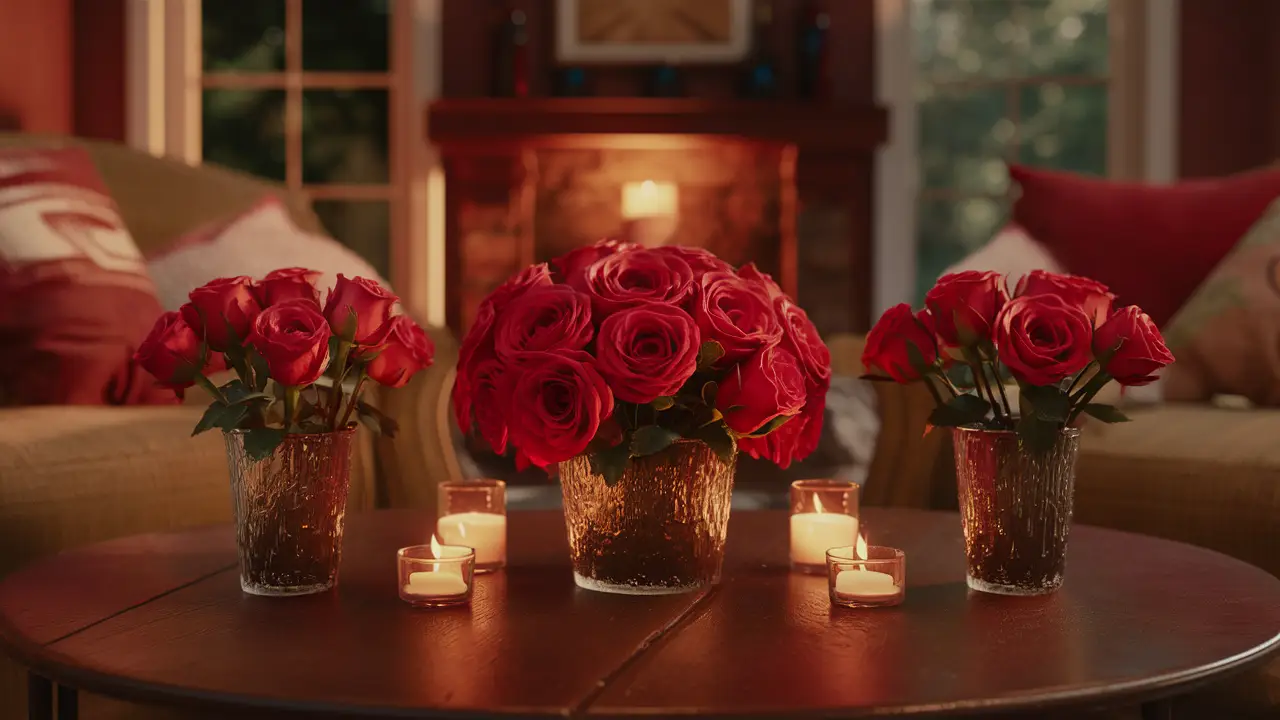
xmin=323 ymin=274 xmax=399 ymax=344
xmin=363 ymin=316 xmax=435 ymax=389
xmin=256 ymin=267 xmax=321 ymax=308
xmin=1015 ymin=270 xmax=1115 ymax=327
xmin=695 ymin=271 xmax=784 ymax=365
xmin=133 ymin=311 xmax=206 ymax=391
xmin=493 ymin=285 xmax=594 ymax=361
xmin=506 ymin=350 xmax=614 ymax=467
xmin=595 ymin=303 xmax=700 ymax=403
xmin=248 ymin=301 xmax=332 ymax=387
xmin=994 ymin=294 xmax=1093 ymax=386
xmin=925 ymin=270 xmax=1009 ymax=347
xmin=1093 ymin=306 xmax=1175 ymax=386
xmin=861 ymin=304 xmax=939 ymax=382
xmin=182 ymin=276 xmax=262 ymax=352
xmin=716 ymin=345 xmax=807 ymax=435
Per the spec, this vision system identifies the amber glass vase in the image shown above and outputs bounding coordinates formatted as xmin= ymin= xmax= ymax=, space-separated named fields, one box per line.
xmin=559 ymin=440 xmax=736 ymax=595
xmin=952 ymin=426 xmax=1081 ymax=596
xmin=224 ymin=428 xmax=354 ymax=596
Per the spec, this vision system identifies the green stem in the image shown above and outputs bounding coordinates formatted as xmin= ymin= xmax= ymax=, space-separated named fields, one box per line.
xmin=994 ymin=369 xmax=1014 ymax=423
xmin=327 ymin=340 xmax=353 ymax=427
xmin=194 ymin=374 xmax=226 ymax=403
xmin=1066 ymin=371 xmax=1112 ymax=423
xmin=338 ymin=372 xmax=368 ymax=430
xmin=972 ymin=360 xmax=1004 ymax=425
xmin=935 ymin=370 xmax=962 ymax=397
xmin=922 ymin=376 xmax=945 ymax=407
xmin=284 ymin=386 xmax=300 ymax=432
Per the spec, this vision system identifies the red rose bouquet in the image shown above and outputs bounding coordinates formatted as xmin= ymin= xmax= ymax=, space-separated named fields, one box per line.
xmin=862 ymin=270 xmax=1174 ymax=451
xmin=134 ymin=269 xmax=435 ymax=459
xmin=453 ymin=240 xmax=831 ymax=484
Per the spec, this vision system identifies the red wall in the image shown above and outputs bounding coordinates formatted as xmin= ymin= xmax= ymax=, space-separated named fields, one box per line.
xmin=0 ymin=0 xmax=74 ymax=133
xmin=73 ymin=0 xmax=126 ymax=141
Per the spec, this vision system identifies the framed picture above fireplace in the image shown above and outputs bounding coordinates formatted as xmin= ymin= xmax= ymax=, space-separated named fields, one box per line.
xmin=556 ymin=0 xmax=752 ymax=63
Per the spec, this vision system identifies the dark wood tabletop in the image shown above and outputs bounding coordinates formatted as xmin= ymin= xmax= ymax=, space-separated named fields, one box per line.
xmin=1 ymin=508 xmax=1278 ymax=718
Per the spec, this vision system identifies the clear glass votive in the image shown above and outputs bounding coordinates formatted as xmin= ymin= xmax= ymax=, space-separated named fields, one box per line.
xmin=827 ymin=545 xmax=905 ymax=609
xmin=789 ymin=480 xmax=859 ymax=574
xmin=397 ymin=544 xmax=475 ymax=608
xmin=438 ymin=479 xmax=507 ymax=573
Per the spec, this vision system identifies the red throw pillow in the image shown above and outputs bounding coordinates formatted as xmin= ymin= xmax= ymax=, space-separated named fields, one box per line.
xmin=1009 ymin=164 xmax=1280 ymax=326
xmin=0 ymin=147 xmax=174 ymax=405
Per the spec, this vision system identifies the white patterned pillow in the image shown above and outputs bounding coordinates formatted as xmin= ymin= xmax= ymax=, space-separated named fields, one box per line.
xmin=942 ymin=224 xmax=1064 ymax=287
xmin=146 ymin=197 xmax=389 ymax=311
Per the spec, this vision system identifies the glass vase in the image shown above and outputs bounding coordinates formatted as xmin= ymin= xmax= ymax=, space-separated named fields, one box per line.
xmin=559 ymin=440 xmax=736 ymax=595
xmin=224 ymin=428 xmax=354 ymax=596
xmin=952 ymin=426 xmax=1081 ymax=596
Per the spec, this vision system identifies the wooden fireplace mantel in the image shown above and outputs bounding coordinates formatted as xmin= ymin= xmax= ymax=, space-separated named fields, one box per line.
xmin=426 ymin=98 xmax=889 ymax=150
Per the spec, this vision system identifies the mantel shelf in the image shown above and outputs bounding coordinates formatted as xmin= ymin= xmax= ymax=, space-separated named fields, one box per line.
xmin=426 ymin=98 xmax=889 ymax=150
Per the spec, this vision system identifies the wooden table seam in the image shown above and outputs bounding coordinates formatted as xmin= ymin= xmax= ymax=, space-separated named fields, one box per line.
xmin=571 ymin=585 xmax=720 ymax=719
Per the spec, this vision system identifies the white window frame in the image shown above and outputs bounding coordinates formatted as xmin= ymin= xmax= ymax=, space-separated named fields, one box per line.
xmin=872 ymin=0 xmax=1179 ymax=316
xmin=125 ymin=0 xmax=444 ymax=324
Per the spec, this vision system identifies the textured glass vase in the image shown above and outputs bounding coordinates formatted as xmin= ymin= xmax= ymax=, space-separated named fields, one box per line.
xmin=559 ymin=440 xmax=736 ymax=595
xmin=224 ymin=428 xmax=354 ymax=596
xmin=952 ymin=426 xmax=1081 ymax=596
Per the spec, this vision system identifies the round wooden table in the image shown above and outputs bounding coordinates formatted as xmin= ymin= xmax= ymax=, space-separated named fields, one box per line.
xmin=2 ymin=509 xmax=1278 ymax=719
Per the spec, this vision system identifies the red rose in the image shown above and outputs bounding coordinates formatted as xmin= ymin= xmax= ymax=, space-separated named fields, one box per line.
xmin=738 ymin=263 xmax=784 ymax=300
xmin=323 ymin=274 xmax=398 ymax=344
xmin=134 ymin=311 xmax=205 ymax=390
xmin=552 ymin=239 xmax=638 ymax=284
xmin=595 ymin=303 xmax=700 ymax=403
xmin=256 ymin=267 xmax=321 ymax=308
xmin=861 ymin=304 xmax=939 ymax=382
xmin=695 ymin=271 xmax=784 ymax=365
xmin=1015 ymin=270 xmax=1115 ymax=327
xmin=506 ymin=350 xmax=614 ymax=467
xmin=994 ymin=294 xmax=1093 ymax=386
xmin=249 ymin=302 xmax=332 ymax=387
xmin=573 ymin=248 xmax=695 ymax=314
xmin=716 ymin=345 xmax=807 ymax=434
xmin=1093 ymin=306 xmax=1174 ymax=386
xmin=925 ymin=271 xmax=1009 ymax=346
xmin=454 ymin=263 xmax=555 ymax=432
xmin=739 ymin=391 xmax=825 ymax=469
xmin=654 ymin=245 xmax=733 ymax=278
xmin=182 ymin=276 xmax=261 ymax=352
xmin=493 ymin=285 xmax=593 ymax=361
xmin=465 ymin=359 xmax=511 ymax=454
xmin=775 ymin=297 xmax=830 ymax=392
xmin=363 ymin=316 xmax=435 ymax=388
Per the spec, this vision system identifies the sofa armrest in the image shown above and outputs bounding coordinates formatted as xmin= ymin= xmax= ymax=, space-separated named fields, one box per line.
xmin=375 ymin=325 xmax=463 ymax=515
xmin=0 ymin=405 xmax=376 ymax=577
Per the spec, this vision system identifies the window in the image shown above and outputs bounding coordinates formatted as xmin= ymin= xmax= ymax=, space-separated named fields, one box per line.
xmin=198 ymin=0 xmax=409 ymax=279
xmin=912 ymin=0 xmax=1110 ymax=298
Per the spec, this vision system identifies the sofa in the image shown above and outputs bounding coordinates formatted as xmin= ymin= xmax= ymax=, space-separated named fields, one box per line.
xmin=0 ymin=135 xmax=461 ymax=719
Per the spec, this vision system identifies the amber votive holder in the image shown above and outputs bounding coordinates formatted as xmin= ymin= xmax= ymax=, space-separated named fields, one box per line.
xmin=789 ymin=480 xmax=859 ymax=574
xmin=827 ymin=545 xmax=905 ymax=609
xmin=438 ymin=479 xmax=507 ymax=573
xmin=397 ymin=544 xmax=475 ymax=608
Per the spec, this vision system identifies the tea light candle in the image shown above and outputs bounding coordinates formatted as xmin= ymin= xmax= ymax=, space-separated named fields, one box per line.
xmin=835 ymin=569 xmax=898 ymax=598
xmin=405 ymin=570 xmax=467 ymax=597
xmin=790 ymin=494 xmax=858 ymax=568
xmin=397 ymin=537 xmax=476 ymax=607
xmin=827 ymin=535 xmax=905 ymax=609
xmin=437 ymin=512 xmax=506 ymax=565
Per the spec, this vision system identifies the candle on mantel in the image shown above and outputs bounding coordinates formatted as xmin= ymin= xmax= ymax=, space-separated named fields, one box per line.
xmin=835 ymin=534 xmax=899 ymax=599
xmin=402 ymin=536 xmax=469 ymax=598
xmin=437 ymin=511 xmax=506 ymax=566
xmin=790 ymin=494 xmax=858 ymax=568
xmin=621 ymin=180 xmax=677 ymax=219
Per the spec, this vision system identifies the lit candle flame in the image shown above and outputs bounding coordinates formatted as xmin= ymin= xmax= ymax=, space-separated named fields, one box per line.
xmin=856 ymin=533 xmax=869 ymax=572
xmin=430 ymin=534 xmax=442 ymax=568
xmin=813 ymin=494 xmax=825 ymax=514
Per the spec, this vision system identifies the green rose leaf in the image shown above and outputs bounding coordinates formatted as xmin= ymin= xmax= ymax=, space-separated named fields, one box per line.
xmin=747 ymin=414 xmax=793 ymax=437
xmin=631 ymin=425 xmax=682 ymax=458
xmin=355 ymin=400 xmax=400 ymax=437
xmin=192 ymin=401 xmax=248 ymax=436
xmin=1082 ymin=403 xmax=1131 ymax=423
xmin=651 ymin=395 xmax=676 ymax=412
xmin=700 ymin=381 xmax=718 ymax=406
xmin=927 ymin=393 xmax=990 ymax=427
xmin=1015 ymin=414 xmax=1060 ymax=455
xmin=1021 ymin=384 xmax=1071 ymax=423
xmin=590 ymin=435 xmax=632 ymax=487
xmin=242 ymin=427 xmax=287 ymax=461
xmin=690 ymin=422 xmax=737 ymax=463
xmin=696 ymin=341 xmax=725 ymax=370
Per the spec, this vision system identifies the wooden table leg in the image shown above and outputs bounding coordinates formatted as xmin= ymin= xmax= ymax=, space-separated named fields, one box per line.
xmin=27 ymin=672 xmax=52 ymax=720
xmin=1141 ymin=698 xmax=1174 ymax=720
xmin=56 ymin=685 xmax=78 ymax=720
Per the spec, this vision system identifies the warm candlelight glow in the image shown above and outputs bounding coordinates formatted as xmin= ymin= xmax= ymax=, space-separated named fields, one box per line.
xmin=621 ymin=180 xmax=678 ymax=219
xmin=856 ymin=533 xmax=868 ymax=561
xmin=813 ymin=494 xmax=826 ymax=514
xmin=429 ymin=535 xmax=442 ymax=565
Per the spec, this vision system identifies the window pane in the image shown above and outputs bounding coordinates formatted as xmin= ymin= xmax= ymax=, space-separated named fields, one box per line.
xmin=918 ymin=86 xmax=1012 ymax=194
xmin=202 ymin=90 xmax=286 ymax=181
xmin=303 ymin=0 xmax=391 ymax=71
xmin=203 ymin=0 xmax=285 ymax=72
xmin=1020 ymin=0 xmax=1109 ymax=77
xmin=916 ymin=197 xmax=1007 ymax=299
xmin=912 ymin=0 xmax=1021 ymax=82
xmin=313 ymin=200 xmax=391 ymax=279
xmin=302 ymin=90 xmax=390 ymax=184
xmin=1018 ymin=82 xmax=1107 ymax=175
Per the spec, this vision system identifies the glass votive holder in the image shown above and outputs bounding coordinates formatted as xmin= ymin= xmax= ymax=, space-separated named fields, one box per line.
xmin=397 ymin=543 xmax=475 ymax=608
xmin=789 ymin=480 xmax=859 ymax=574
xmin=438 ymin=479 xmax=507 ymax=573
xmin=827 ymin=545 xmax=905 ymax=609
